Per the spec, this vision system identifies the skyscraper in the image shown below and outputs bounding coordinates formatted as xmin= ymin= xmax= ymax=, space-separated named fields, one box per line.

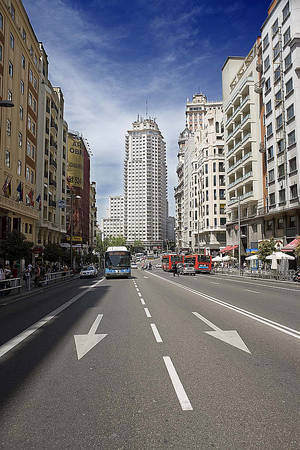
xmin=124 ymin=117 xmax=167 ymax=251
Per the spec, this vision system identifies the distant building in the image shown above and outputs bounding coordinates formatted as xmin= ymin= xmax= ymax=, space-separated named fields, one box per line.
xmin=102 ymin=195 xmax=124 ymax=239
xmin=166 ymin=216 xmax=175 ymax=242
xmin=124 ymin=117 xmax=167 ymax=250
xmin=89 ymin=182 xmax=97 ymax=248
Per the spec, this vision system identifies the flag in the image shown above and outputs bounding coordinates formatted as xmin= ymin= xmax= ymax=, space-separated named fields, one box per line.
xmin=17 ymin=182 xmax=23 ymax=201
xmin=2 ymin=176 xmax=11 ymax=197
xmin=36 ymin=194 xmax=41 ymax=210
xmin=28 ymin=190 xmax=34 ymax=207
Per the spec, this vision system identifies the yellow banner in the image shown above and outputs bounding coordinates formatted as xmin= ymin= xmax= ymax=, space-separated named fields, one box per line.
xmin=67 ymin=135 xmax=83 ymax=188
xmin=66 ymin=235 xmax=82 ymax=242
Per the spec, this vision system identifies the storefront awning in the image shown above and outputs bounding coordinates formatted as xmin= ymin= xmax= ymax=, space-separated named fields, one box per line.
xmin=220 ymin=245 xmax=238 ymax=253
xmin=281 ymin=238 xmax=300 ymax=252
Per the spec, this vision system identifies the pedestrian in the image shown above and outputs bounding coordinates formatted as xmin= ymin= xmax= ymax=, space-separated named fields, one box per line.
xmin=23 ymin=267 xmax=31 ymax=291
xmin=0 ymin=264 xmax=5 ymax=296
xmin=34 ymin=265 xmax=41 ymax=287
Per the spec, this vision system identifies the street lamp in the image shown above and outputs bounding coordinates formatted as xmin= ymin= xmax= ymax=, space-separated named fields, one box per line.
xmin=231 ymin=196 xmax=241 ymax=274
xmin=69 ymin=193 xmax=81 ymax=270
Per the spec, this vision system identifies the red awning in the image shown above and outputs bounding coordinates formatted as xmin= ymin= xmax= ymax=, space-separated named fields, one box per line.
xmin=281 ymin=238 xmax=300 ymax=252
xmin=220 ymin=245 xmax=238 ymax=253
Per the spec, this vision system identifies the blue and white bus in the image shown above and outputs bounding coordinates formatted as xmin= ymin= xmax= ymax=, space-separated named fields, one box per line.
xmin=104 ymin=246 xmax=131 ymax=279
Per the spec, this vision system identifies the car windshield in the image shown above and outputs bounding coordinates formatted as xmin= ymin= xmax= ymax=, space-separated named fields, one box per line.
xmin=87 ymin=266 xmax=94 ymax=270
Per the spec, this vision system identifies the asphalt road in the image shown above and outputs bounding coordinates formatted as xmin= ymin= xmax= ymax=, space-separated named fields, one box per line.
xmin=0 ymin=269 xmax=299 ymax=449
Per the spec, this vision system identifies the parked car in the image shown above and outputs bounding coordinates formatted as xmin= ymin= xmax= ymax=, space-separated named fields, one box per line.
xmin=180 ymin=263 xmax=196 ymax=276
xmin=80 ymin=266 xmax=98 ymax=278
xmin=155 ymin=263 xmax=162 ymax=269
xmin=131 ymin=263 xmax=138 ymax=269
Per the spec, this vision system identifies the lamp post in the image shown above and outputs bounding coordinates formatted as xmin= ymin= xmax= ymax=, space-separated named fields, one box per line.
xmin=69 ymin=192 xmax=81 ymax=270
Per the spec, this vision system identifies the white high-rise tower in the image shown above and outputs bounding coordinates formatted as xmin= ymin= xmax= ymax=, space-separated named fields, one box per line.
xmin=124 ymin=117 xmax=167 ymax=250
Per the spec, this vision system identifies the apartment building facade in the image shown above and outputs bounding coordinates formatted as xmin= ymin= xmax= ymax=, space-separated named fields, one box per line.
xmin=222 ymin=40 xmax=265 ymax=253
xmin=124 ymin=117 xmax=167 ymax=250
xmin=102 ymin=195 xmax=124 ymax=240
xmin=0 ymin=0 xmax=40 ymax=244
xmin=89 ymin=181 xmax=97 ymax=248
xmin=260 ymin=0 xmax=300 ymax=243
xmin=36 ymin=43 xmax=68 ymax=247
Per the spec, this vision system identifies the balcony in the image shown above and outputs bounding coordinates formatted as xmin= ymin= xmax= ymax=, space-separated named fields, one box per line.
xmin=50 ymin=157 xmax=57 ymax=169
xmin=44 ymin=171 xmax=48 ymax=178
xmin=49 ymin=179 xmax=57 ymax=187
xmin=49 ymin=199 xmax=56 ymax=207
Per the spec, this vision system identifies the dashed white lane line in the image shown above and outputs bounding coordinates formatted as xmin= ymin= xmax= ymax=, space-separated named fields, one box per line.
xmin=150 ymin=323 xmax=163 ymax=343
xmin=0 ymin=278 xmax=105 ymax=359
xmin=246 ymin=289 xmax=260 ymax=294
xmin=163 ymin=356 xmax=193 ymax=411
xmin=144 ymin=308 xmax=152 ymax=318
xmin=140 ymin=298 xmax=145 ymax=305
xmin=138 ymin=293 xmax=142 ymax=297
xmin=136 ymin=289 xmax=140 ymax=293
xmin=210 ymin=282 xmax=220 ymax=285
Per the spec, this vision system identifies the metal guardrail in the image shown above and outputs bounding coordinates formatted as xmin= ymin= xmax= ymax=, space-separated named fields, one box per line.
xmin=212 ymin=267 xmax=296 ymax=281
xmin=0 ymin=278 xmax=21 ymax=294
xmin=41 ymin=270 xmax=72 ymax=285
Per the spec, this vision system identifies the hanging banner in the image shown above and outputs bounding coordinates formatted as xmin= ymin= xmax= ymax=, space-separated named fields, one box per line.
xmin=67 ymin=135 xmax=83 ymax=188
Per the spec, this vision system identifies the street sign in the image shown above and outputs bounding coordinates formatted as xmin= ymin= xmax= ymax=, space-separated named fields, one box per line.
xmin=58 ymin=200 xmax=66 ymax=208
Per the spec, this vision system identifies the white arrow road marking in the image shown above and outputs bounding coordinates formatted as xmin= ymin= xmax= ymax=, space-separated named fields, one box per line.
xmin=0 ymin=278 xmax=105 ymax=359
xmin=150 ymin=323 xmax=163 ymax=342
xmin=163 ymin=356 xmax=193 ymax=411
xmin=148 ymin=272 xmax=300 ymax=341
xmin=74 ymin=314 xmax=107 ymax=360
xmin=192 ymin=312 xmax=251 ymax=353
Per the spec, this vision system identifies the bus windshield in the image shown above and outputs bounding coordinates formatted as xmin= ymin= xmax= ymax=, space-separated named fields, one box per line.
xmin=105 ymin=251 xmax=131 ymax=268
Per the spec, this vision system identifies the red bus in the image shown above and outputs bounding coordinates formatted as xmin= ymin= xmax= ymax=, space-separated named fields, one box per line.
xmin=161 ymin=254 xmax=183 ymax=271
xmin=184 ymin=254 xmax=212 ymax=273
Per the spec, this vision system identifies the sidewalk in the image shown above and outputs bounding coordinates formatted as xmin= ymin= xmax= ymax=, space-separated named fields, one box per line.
xmin=0 ymin=274 xmax=80 ymax=307
xmin=211 ymin=270 xmax=299 ymax=286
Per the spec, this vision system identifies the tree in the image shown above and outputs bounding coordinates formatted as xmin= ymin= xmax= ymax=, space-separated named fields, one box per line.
xmin=132 ymin=240 xmax=144 ymax=253
xmin=43 ymin=243 xmax=64 ymax=263
xmin=258 ymin=238 xmax=276 ymax=262
xmin=295 ymin=241 xmax=300 ymax=259
xmin=0 ymin=230 xmax=33 ymax=264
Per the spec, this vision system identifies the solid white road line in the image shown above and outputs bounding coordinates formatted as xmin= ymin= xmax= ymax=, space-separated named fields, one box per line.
xmin=246 ymin=289 xmax=260 ymax=294
xmin=202 ymin=274 xmax=300 ymax=293
xmin=150 ymin=323 xmax=163 ymax=343
xmin=163 ymin=356 xmax=193 ymax=411
xmin=140 ymin=298 xmax=146 ymax=305
xmin=0 ymin=278 xmax=105 ymax=359
xmin=148 ymin=272 xmax=300 ymax=341
xmin=144 ymin=308 xmax=152 ymax=318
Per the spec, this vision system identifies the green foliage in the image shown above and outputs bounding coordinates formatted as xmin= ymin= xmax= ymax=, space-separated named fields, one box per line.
xmin=258 ymin=238 xmax=276 ymax=262
xmin=0 ymin=230 xmax=33 ymax=263
xmin=95 ymin=235 xmax=127 ymax=255
xmin=43 ymin=243 xmax=64 ymax=262
xmin=295 ymin=241 xmax=300 ymax=258
xmin=131 ymin=240 xmax=144 ymax=253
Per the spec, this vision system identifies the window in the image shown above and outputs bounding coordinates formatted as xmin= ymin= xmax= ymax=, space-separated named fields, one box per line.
xmin=269 ymin=194 xmax=275 ymax=206
xmin=275 ymin=89 xmax=282 ymax=103
xmin=8 ymin=61 xmax=13 ymax=77
xmin=267 ymin=145 xmax=274 ymax=159
xmin=263 ymin=34 xmax=269 ymax=50
xmin=287 ymin=104 xmax=294 ymax=121
xmin=33 ymin=77 xmax=37 ymax=89
xmin=274 ymin=67 xmax=280 ymax=82
xmin=0 ymin=45 xmax=2 ymax=62
xmin=283 ymin=27 xmax=291 ymax=46
xmin=285 ymin=53 xmax=292 ymax=71
xmin=31 ymin=145 xmax=35 ymax=160
xmin=26 ymin=167 xmax=30 ymax=181
xmin=286 ymin=78 xmax=293 ymax=95
xmin=264 ymin=55 xmax=270 ymax=72
xmin=5 ymin=150 xmax=10 ymax=167
xmin=10 ymin=33 xmax=14 ymax=49
xmin=213 ymin=175 xmax=216 ymax=186
xmin=267 ymin=219 xmax=273 ymax=230
xmin=268 ymin=169 xmax=274 ymax=182
xmin=29 ymin=69 xmax=33 ymax=83
xmin=6 ymin=119 xmax=11 ymax=136
xmin=278 ymin=164 xmax=285 ymax=178
xmin=266 ymin=100 xmax=272 ymax=114
xmin=20 ymin=80 xmax=24 ymax=94
xmin=22 ymin=28 xmax=26 ymax=42
xmin=266 ymin=123 xmax=273 ymax=137
xmin=19 ymin=105 xmax=23 ymax=120
xmin=288 ymin=130 xmax=295 ymax=146
xmin=17 ymin=160 xmax=22 ymax=176
xmin=273 ymin=42 xmax=280 ymax=60
xmin=283 ymin=1 xmax=290 ymax=21
xmin=279 ymin=189 xmax=286 ymax=203
xmin=32 ymin=98 xmax=37 ymax=112
xmin=0 ymin=12 xmax=3 ymax=30
xmin=290 ymin=185 xmax=298 ymax=199
xmin=7 ymin=90 xmax=12 ymax=101
xmin=278 ymin=218 xmax=284 ymax=229
xmin=30 ymin=170 xmax=34 ymax=184
xmin=277 ymin=139 xmax=285 ymax=153
xmin=276 ymin=113 xmax=283 ymax=129
xmin=272 ymin=18 xmax=278 ymax=36
xmin=252 ymin=223 xmax=257 ymax=233
xmin=219 ymin=189 xmax=225 ymax=200
xmin=21 ymin=54 xmax=25 ymax=69
xmin=18 ymin=132 xmax=22 ymax=147
xmin=28 ymin=92 xmax=32 ymax=106
xmin=265 ymin=77 xmax=271 ymax=92
xmin=27 ymin=140 xmax=31 ymax=156
xmin=289 ymin=157 xmax=297 ymax=173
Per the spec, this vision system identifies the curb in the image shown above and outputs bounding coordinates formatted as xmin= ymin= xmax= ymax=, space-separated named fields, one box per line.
xmin=211 ymin=272 xmax=299 ymax=286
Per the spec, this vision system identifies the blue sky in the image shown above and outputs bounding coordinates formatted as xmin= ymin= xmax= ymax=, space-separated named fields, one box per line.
xmin=23 ymin=0 xmax=270 ymax=219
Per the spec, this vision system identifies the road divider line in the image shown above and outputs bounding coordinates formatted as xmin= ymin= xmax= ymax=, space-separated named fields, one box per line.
xmin=144 ymin=308 xmax=151 ymax=318
xmin=148 ymin=272 xmax=300 ymax=340
xmin=140 ymin=298 xmax=145 ymax=305
xmin=245 ymin=289 xmax=260 ymax=294
xmin=150 ymin=323 xmax=163 ymax=343
xmin=138 ymin=293 xmax=142 ymax=297
xmin=0 ymin=278 xmax=105 ymax=359
xmin=163 ymin=356 xmax=193 ymax=411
